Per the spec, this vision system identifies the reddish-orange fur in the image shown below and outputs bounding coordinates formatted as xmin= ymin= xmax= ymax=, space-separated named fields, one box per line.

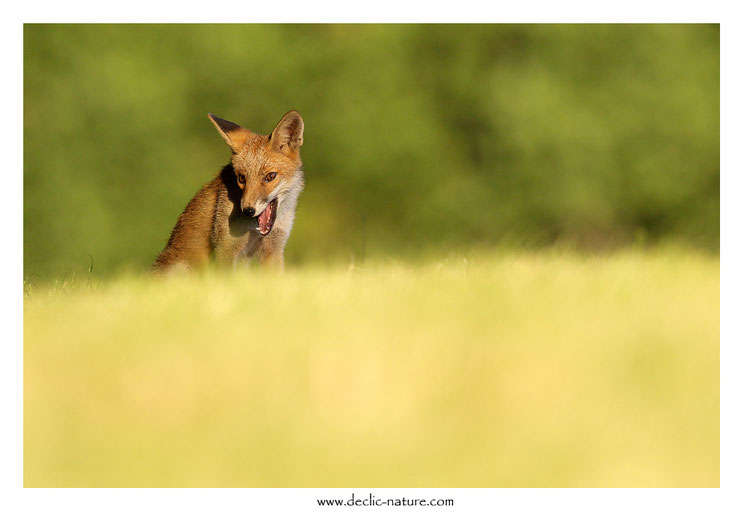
xmin=152 ymin=111 xmax=305 ymax=273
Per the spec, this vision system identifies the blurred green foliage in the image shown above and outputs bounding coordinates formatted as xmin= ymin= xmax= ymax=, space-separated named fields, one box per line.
xmin=24 ymin=24 xmax=719 ymax=278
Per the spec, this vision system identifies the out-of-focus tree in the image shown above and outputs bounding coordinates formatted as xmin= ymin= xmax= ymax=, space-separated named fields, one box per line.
xmin=24 ymin=24 xmax=719 ymax=278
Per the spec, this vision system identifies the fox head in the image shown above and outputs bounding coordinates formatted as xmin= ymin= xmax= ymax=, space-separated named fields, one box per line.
xmin=208 ymin=111 xmax=304 ymax=236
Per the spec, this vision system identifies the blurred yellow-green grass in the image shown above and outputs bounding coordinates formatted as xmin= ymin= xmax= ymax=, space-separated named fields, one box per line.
xmin=24 ymin=250 xmax=719 ymax=487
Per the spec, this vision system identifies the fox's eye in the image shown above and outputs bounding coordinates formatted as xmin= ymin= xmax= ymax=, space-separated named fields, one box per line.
xmin=264 ymin=172 xmax=277 ymax=183
xmin=237 ymin=175 xmax=246 ymax=185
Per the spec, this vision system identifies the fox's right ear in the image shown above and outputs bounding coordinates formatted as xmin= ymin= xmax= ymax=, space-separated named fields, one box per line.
xmin=208 ymin=113 xmax=244 ymax=152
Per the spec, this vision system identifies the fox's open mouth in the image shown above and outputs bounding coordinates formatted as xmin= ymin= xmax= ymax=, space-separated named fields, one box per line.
xmin=257 ymin=198 xmax=277 ymax=236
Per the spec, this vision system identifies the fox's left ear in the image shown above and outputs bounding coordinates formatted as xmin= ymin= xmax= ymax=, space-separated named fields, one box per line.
xmin=270 ymin=110 xmax=304 ymax=155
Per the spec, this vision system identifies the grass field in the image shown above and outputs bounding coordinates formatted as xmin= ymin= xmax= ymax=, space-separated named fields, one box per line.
xmin=23 ymin=249 xmax=719 ymax=487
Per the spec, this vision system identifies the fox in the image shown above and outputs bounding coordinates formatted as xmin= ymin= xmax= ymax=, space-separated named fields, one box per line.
xmin=152 ymin=110 xmax=305 ymax=273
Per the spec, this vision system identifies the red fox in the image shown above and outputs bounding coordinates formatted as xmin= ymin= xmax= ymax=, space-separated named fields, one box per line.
xmin=152 ymin=111 xmax=305 ymax=272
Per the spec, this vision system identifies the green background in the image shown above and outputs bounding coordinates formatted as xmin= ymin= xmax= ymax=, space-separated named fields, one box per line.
xmin=24 ymin=24 xmax=719 ymax=278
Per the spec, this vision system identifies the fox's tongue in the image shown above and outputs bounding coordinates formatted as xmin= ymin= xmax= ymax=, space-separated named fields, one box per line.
xmin=257 ymin=199 xmax=276 ymax=235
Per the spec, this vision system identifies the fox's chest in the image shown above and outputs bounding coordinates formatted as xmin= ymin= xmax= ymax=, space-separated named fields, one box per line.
xmin=226 ymin=214 xmax=261 ymax=257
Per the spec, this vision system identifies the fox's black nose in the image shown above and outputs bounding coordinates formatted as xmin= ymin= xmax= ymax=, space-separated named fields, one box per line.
xmin=243 ymin=207 xmax=256 ymax=217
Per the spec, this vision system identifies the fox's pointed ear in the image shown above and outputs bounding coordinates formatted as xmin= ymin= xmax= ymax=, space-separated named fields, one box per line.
xmin=270 ymin=110 xmax=304 ymax=155
xmin=208 ymin=113 xmax=244 ymax=151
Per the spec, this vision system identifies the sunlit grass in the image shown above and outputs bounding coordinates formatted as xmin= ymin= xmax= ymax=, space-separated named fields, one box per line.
xmin=23 ymin=249 xmax=719 ymax=487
